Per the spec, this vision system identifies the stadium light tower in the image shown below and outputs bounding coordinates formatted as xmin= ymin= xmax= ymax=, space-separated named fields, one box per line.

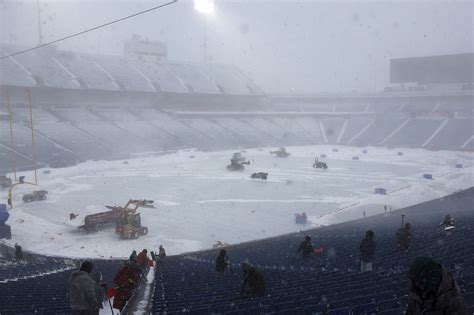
xmin=194 ymin=0 xmax=214 ymax=64
xmin=194 ymin=0 xmax=214 ymax=14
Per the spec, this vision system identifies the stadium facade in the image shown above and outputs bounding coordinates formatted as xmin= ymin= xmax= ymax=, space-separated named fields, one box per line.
xmin=1 ymin=44 xmax=473 ymax=173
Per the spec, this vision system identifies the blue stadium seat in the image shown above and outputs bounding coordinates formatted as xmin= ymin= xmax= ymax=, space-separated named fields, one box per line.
xmin=352 ymin=302 xmax=377 ymax=314
xmin=149 ymin=188 xmax=474 ymax=314
xmin=2 ymin=189 xmax=473 ymax=314
xmin=378 ymin=307 xmax=404 ymax=315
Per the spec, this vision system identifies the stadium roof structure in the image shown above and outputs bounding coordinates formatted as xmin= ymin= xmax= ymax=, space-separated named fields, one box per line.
xmin=0 ymin=43 xmax=264 ymax=97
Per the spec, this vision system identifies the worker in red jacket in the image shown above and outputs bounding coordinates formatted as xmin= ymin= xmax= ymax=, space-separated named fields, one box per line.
xmin=112 ymin=260 xmax=141 ymax=311
xmin=136 ymin=249 xmax=149 ymax=271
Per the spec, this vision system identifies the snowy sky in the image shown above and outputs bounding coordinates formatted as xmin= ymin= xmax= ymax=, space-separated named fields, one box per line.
xmin=1 ymin=0 xmax=472 ymax=94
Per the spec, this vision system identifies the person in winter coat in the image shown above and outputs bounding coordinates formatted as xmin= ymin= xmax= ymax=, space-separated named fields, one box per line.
xmin=69 ymin=261 xmax=98 ymax=314
xmin=406 ymin=257 xmax=468 ymax=315
xmin=112 ymin=259 xmax=141 ymax=311
xmin=158 ymin=245 xmax=166 ymax=260
xmin=90 ymin=272 xmax=104 ymax=315
xmin=240 ymin=262 xmax=266 ymax=298
xmin=14 ymin=243 xmax=23 ymax=260
xmin=359 ymin=230 xmax=376 ymax=272
xmin=396 ymin=222 xmax=412 ymax=250
xmin=298 ymin=235 xmax=313 ymax=259
xmin=439 ymin=215 xmax=454 ymax=229
xmin=215 ymin=249 xmax=229 ymax=275
xmin=136 ymin=249 xmax=149 ymax=270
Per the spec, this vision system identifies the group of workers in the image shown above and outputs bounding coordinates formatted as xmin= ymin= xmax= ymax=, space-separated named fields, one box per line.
xmin=214 ymin=211 xmax=451 ymax=298
xmin=69 ymin=211 xmax=466 ymax=314
xmin=213 ymin=222 xmax=467 ymax=314
xmin=113 ymin=246 xmax=166 ymax=310
xmin=69 ymin=245 xmax=167 ymax=314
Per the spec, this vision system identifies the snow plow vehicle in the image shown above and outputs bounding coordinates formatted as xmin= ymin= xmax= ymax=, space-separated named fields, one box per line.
xmin=78 ymin=208 xmax=121 ymax=232
xmin=313 ymin=158 xmax=328 ymax=169
xmin=22 ymin=190 xmax=48 ymax=203
xmin=250 ymin=172 xmax=268 ymax=180
xmin=232 ymin=152 xmax=246 ymax=163
xmin=270 ymin=147 xmax=290 ymax=158
xmin=114 ymin=199 xmax=149 ymax=239
xmin=226 ymin=159 xmax=251 ymax=171
xmin=0 ymin=176 xmax=12 ymax=189
xmin=79 ymin=199 xmax=153 ymax=235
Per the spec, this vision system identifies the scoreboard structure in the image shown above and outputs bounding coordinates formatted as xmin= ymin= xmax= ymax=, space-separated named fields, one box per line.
xmin=390 ymin=53 xmax=474 ymax=84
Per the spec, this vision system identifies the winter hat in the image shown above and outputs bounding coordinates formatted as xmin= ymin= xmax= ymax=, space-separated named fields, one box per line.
xmin=409 ymin=257 xmax=443 ymax=290
xmin=80 ymin=261 xmax=94 ymax=273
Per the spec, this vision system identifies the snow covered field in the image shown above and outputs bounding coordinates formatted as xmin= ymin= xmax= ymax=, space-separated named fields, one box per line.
xmin=1 ymin=145 xmax=472 ymax=259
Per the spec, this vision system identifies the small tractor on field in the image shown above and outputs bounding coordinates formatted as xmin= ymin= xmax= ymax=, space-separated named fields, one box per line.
xmin=227 ymin=159 xmax=251 ymax=171
xmin=250 ymin=172 xmax=268 ymax=180
xmin=313 ymin=158 xmax=328 ymax=169
xmin=270 ymin=147 xmax=290 ymax=158
xmin=22 ymin=190 xmax=48 ymax=203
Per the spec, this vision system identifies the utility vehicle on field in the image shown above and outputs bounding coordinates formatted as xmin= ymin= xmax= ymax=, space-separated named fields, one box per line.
xmin=22 ymin=190 xmax=48 ymax=203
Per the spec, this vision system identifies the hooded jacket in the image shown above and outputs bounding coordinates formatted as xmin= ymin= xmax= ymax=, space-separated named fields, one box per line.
xmin=69 ymin=271 xmax=98 ymax=311
xmin=359 ymin=236 xmax=376 ymax=262
xmin=397 ymin=227 xmax=411 ymax=249
xmin=405 ymin=268 xmax=468 ymax=315
xmin=215 ymin=252 xmax=228 ymax=273
xmin=298 ymin=239 xmax=313 ymax=258
xmin=159 ymin=246 xmax=166 ymax=259
xmin=113 ymin=261 xmax=141 ymax=311
xmin=240 ymin=264 xmax=266 ymax=297
xmin=137 ymin=251 xmax=148 ymax=266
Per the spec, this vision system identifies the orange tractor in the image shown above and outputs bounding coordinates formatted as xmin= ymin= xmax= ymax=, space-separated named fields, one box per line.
xmin=79 ymin=199 xmax=151 ymax=239
xmin=114 ymin=199 xmax=150 ymax=239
